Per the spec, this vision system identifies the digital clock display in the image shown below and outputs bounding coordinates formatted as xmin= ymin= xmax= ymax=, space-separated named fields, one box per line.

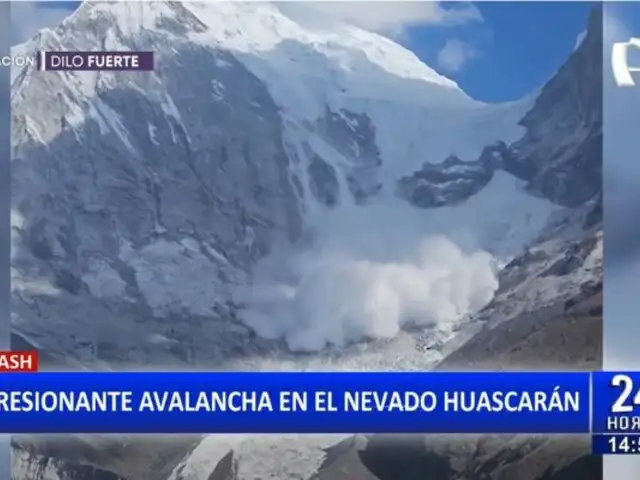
xmin=592 ymin=435 xmax=640 ymax=454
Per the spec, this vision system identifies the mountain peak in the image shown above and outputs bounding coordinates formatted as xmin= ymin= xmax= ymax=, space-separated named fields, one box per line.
xmin=61 ymin=1 xmax=466 ymax=103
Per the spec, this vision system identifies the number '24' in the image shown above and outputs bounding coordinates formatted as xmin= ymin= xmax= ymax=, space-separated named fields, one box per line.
xmin=610 ymin=374 xmax=640 ymax=413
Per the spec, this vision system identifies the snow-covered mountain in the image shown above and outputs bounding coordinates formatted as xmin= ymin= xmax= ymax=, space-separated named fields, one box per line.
xmin=10 ymin=2 xmax=602 ymax=479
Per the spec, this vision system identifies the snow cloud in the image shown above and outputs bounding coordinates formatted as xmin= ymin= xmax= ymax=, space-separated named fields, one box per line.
xmin=437 ymin=38 xmax=478 ymax=72
xmin=302 ymin=2 xmax=483 ymax=37
xmin=237 ymin=199 xmax=498 ymax=353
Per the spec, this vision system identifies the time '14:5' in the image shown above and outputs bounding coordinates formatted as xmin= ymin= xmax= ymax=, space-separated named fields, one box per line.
xmin=592 ymin=435 xmax=640 ymax=454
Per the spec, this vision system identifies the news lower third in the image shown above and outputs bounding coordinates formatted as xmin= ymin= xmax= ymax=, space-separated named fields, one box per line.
xmin=3 ymin=351 xmax=640 ymax=456
xmin=1 ymin=51 xmax=154 ymax=71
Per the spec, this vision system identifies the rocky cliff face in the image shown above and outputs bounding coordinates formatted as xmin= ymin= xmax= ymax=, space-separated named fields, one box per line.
xmin=11 ymin=2 xmax=601 ymax=479
xmin=396 ymin=143 xmax=505 ymax=208
xmin=397 ymin=8 xmax=601 ymax=211
xmin=505 ymin=9 xmax=601 ymax=208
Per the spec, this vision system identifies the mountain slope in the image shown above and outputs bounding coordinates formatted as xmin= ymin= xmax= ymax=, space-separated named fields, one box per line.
xmin=11 ymin=2 xmax=601 ymax=479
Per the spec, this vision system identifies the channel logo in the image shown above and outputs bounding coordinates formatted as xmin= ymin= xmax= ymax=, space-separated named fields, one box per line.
xmin=612 ymin=38 xmax=640 ymax=87
xmin=37 ymin=51 xmax=154 ymax=72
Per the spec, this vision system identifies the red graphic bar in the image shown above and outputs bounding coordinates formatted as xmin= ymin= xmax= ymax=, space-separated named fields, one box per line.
xmin=0 ymin=351 xmax=38 ymax=372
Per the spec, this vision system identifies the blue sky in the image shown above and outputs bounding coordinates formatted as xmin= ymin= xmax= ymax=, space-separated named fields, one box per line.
xmin=13 ymin=1 xmax=592 ymax=102
xmin=405 ymin=2 xmax=592 ymax=101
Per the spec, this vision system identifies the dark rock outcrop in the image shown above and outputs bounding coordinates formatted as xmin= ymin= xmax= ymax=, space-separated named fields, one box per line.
xmin=398 ymin=7 xmax=602 ymax=212
xmin=396 ymin=142 xmax=508 ymax=208
xmin=504 ymin=8 xmax=602 ymax=207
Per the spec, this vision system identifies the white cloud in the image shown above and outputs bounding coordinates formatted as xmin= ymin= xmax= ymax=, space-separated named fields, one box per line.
xmin=302 ymin=2 xmax=483 ymax=37
xmin=436 ymin=38 xmax=478 ymax=72
xmin=10 ymin=3 xmax=73 ymax=45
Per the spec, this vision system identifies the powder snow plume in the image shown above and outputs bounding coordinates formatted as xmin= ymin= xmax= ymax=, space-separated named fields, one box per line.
xmin=236 ymin=199 xmax=499 ymax=352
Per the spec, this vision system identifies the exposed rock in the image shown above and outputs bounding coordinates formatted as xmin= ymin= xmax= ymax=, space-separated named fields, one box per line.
xmin=396 ymin=142 xmax=509 ymax=208
xmin=504 ymin=8 xmax=602 ymax=207
xmin=398 ymin=8 xmax=601 ymax=211
xmin=318 ymin=108 xmax=382 ymax=204
xmin=307 ymin=155 xmax=340 ymax=207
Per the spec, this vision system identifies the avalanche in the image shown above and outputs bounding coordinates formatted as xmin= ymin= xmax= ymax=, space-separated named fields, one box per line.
xmin=138 ymin=391 xmax=274 ymax=412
